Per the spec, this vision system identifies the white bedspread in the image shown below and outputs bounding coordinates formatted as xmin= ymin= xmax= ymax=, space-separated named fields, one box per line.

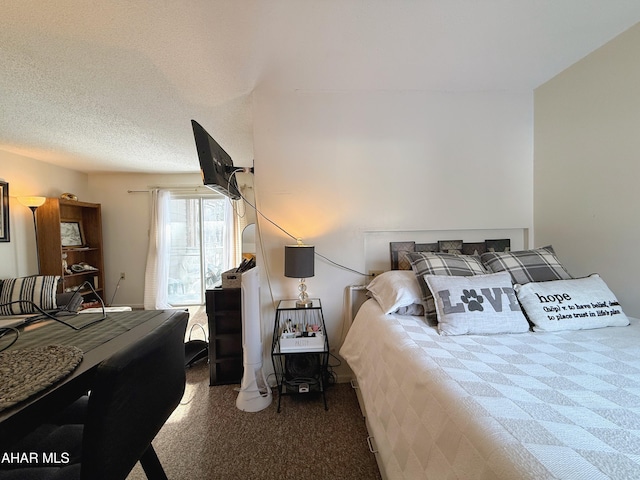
xmin=340 ymin=299 xmax=640 ymax=480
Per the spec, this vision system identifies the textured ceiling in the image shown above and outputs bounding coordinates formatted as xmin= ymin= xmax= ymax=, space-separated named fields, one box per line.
xmin=1 ymin=1 xmax=639 ymax=173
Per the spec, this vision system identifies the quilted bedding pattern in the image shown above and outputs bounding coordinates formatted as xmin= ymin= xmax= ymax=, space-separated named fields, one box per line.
xmin=339 ymin=299 xmax=640 ymax=480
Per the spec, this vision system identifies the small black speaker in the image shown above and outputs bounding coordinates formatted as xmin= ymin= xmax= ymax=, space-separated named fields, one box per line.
xmin=285 ymin=354 xmax=319 ymax=380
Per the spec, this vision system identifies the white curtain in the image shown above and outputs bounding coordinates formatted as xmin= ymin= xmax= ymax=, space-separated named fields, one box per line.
xmin=144 ymin=189 xmax=239 ymax=309
xmin=234 ymin=194 xmax=249 ymax=262
xmin=143 ymin=189 xmax=171 ymax=310
xmin=224 ymin=199 xmax=240 ymax=269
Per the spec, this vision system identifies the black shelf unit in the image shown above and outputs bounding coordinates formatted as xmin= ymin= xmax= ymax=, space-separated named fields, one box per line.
xmin=271 ymin=298 xmax=329 ymax=412
xmin=206 ymin=288 xmax=243 ymax=386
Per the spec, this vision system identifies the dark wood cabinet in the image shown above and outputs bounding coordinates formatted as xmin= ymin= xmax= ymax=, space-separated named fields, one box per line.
xmin=36 ymin=198 xmax=105 ymax=306
xmin=206 ymin=288 xmax=243 ymax=385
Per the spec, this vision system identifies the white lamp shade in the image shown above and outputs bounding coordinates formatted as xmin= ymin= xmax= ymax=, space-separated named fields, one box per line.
xmin=18 ymin=196 xmax=46 ymax=208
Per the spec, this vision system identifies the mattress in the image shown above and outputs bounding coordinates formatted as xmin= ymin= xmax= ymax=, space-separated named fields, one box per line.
xmin=339 ymin=298 xmax=640 ymax=480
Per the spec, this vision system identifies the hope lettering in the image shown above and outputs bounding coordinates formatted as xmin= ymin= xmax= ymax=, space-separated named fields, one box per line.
xmin=535 ymin=292 xmax=571 ymax=304
xmin=437 ymin=287 xmax=521 ymax=314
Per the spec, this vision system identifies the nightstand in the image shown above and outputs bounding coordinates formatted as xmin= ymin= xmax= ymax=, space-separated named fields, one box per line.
xmin=271 ymin=298 xmax=329 ymax=412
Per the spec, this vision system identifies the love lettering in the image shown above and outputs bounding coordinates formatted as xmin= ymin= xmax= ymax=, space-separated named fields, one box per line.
xmin=436 ymin=287 xmax=521 ymax=314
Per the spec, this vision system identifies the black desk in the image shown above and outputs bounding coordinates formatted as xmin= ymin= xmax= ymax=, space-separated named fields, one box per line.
xmin=0 ymin=309 xmax=188 ymax=450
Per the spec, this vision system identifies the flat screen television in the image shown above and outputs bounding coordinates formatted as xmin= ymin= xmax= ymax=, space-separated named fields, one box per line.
xmin=191 ymin=119 xmax=241 ymax=200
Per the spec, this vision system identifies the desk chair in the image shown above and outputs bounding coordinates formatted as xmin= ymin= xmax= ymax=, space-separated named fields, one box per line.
xmin=0 ymin=314 xmax=188 ymax=480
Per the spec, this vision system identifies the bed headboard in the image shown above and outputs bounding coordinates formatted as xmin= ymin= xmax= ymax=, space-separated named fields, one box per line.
xmin=363 ymin=228 xmax=529 ymax=273
xmin=390 ymin=239 xmax=511 ymax=270
xmin=347 ymin=228 xmax=528 ymax=337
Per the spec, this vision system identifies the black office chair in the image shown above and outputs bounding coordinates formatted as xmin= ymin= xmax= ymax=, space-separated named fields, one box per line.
xmin=0 ymin=314 xmax=187 ymax=480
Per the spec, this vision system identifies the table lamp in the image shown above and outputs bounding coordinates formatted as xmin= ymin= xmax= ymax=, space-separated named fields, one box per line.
xmin=284 ymin=242 xmax=315 ymax=308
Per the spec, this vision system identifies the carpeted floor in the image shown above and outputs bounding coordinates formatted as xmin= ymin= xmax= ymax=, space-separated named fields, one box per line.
xmin=126 ymin=361 xmax=382 ymax=480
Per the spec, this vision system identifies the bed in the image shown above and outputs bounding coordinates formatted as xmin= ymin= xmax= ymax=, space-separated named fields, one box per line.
xmin=340 ymin=239 xmax=640 ymax=480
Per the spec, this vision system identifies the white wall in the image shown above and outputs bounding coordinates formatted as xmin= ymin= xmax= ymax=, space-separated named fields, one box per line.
xmin=0 ymin=157 xmax=209 ymax=304
xmin=1 ymin=88 xmax=534 ymax=383
xmin=534 ymin=23 xmax=640 ymax=317
xmin=253 ymin=88 xmax=534 ymax=359
xmin=0 ymin=152 xmax=89 ymax=278
xmin=0 ymin=159 xmax=256 ymax=308
xmin=87 ymin=172 xmax=206 ymax=308
xmin=87 ymin=171 xmax=257 ymax=308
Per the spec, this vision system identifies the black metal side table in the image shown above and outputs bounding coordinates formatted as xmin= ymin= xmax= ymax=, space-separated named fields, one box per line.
xmin=271 ymin=298 xmax=329 ymax=412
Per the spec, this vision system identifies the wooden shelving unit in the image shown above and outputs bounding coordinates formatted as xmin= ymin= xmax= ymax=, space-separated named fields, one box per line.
xmin=36 ymin=198 xmax=105 ymax=305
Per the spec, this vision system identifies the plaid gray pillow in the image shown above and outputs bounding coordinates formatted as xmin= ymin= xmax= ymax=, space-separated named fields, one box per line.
xmin=407 ymin=252 xmax=489 ymax=323
xmin=480 ymin=245 xmax=572 ymax=285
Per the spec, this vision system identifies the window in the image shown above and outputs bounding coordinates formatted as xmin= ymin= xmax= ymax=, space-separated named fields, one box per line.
xmin=167 ymin=193 xmax=230 ymax=306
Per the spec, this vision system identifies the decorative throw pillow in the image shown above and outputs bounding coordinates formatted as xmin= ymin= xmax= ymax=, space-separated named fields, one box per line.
xmin=394 ymin=303 xmax=425 ymax=316
xmin=366 ymin=270 xmax=422 ymax=315
xmin=425 ymin=272 xmax=530 ymax=335
xmin=481 ymin=245 xmax=572 ymax=285
xmin=407 ymin=252 xmax=489 ymax=323
xmin=0 ymin=276 xmax=60 ymax=315
xmin=514 ymin=274 xmax=629 ymax=332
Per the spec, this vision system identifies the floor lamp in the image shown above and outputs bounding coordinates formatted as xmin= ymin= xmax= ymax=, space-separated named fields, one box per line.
xmin=18 ymin=196 xmax=46 ymax=273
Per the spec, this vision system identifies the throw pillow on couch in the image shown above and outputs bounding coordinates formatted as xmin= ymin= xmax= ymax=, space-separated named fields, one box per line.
xmin=0 ymin=276 xmax=61 ymax=316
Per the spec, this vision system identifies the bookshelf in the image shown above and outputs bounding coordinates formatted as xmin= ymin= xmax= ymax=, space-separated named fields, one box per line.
xmin=36 ymin=198 xmax=105 ymax=306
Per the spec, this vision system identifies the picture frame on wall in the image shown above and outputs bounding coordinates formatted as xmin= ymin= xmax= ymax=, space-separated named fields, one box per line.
xmin=60 ymin=220 xmax=85 ymax=247
xmin=0 ymin=181 xmax=9 ymax=242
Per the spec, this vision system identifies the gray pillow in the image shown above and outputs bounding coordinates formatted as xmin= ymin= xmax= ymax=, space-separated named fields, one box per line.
xmin=481 ymin=245 xmax=572 ymax=285
xmin=407 ymin=252 xmax=489 ymax=323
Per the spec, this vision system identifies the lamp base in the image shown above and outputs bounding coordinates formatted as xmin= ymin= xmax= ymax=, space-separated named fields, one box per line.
xmin=295 ymin=299 xmax=313 ymax=308
xmin=295 ymin=277 xmax=312 ymax=308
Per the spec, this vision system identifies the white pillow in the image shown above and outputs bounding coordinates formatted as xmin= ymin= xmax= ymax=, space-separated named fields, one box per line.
xmin=514 ymin=274 xmax=629 ymax=332
xmin=366 ymin=270 xmax=422 ymax=315
xmin=425 ymin=272 xmax=530 ymax=335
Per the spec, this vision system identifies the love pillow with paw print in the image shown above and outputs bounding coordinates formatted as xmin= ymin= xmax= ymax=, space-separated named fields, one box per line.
xmin=424 ymin=272 xmax=530 ymax=335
